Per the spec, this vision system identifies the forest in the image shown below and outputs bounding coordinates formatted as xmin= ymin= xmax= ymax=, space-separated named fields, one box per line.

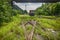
xmin=0 ymin=0 xmax=60 ymax=40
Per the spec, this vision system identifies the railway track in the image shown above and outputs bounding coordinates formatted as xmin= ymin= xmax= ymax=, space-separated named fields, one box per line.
xmin=21 ymin=20 xmax=36 ymax=40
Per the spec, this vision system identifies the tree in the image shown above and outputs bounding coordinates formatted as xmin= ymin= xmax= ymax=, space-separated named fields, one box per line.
xmin=24 ymin=10 xmax=28 ymax=14
xmin=35 ymin=2 xmax=60 ymax=16
xmin=0 ymin=0 xmax=16 ymax=26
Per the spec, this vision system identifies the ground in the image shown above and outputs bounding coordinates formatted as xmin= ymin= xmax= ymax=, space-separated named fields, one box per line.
xmin=0 ymin=15 xmax=60 ymax=40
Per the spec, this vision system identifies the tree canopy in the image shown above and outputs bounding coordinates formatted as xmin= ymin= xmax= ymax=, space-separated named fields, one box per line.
xmin=35 ymin=2 xmax=60 ymax=16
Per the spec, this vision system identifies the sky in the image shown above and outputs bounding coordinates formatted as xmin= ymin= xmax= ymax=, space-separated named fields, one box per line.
xmin=13 ymin=1 xmax=42 ymax=12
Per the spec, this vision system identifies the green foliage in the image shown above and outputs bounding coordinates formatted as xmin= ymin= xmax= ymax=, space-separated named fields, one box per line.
xmin=0 ymin=15 xmax=60 ymax=40
xmin=0 ymin=0 xmax=60 ymax=40
xmin=0 ymin=0 xmax=13 ymax=25
xmin=35 ymin=2 xmax=60 ymax=16
xmin=23 ymin=10 xmax=28 ymax=14
xmin=0 ymin=0 xmax=23 ymax=26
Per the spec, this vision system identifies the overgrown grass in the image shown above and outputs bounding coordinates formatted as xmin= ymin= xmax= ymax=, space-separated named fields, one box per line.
xmin=0 ymin=15 xmax=60 ymax=40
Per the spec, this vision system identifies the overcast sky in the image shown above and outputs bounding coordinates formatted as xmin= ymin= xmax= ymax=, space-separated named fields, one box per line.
xmin=13 ymin=1 xmax=42 ymax=12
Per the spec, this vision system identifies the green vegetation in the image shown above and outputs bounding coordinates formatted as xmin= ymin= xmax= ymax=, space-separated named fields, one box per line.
xmin=0 ymin=15 xmax=60 ymax=40
xmin=35 ymin=2 xmax=60 ymax=16
xmin=0 ymin=0 xmax=60 ymax=40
